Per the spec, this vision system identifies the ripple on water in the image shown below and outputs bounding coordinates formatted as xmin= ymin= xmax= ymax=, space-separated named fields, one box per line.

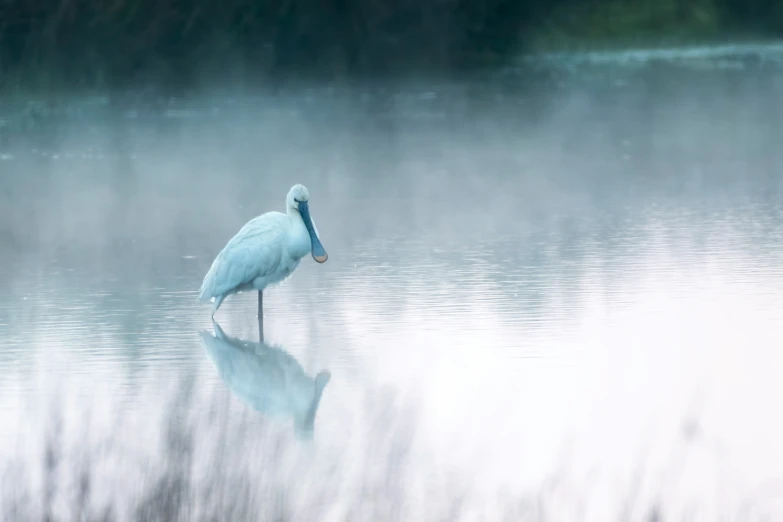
xmin=1 ymin=65 xmax=783 ymax=515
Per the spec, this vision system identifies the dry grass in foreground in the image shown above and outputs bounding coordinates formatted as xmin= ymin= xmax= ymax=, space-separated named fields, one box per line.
xmin=1 ymin=374 xmax=781 ymax=522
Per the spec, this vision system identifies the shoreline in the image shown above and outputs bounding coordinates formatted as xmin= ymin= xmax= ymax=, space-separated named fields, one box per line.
xmin=0 ymin=38 xmax=782 ymax=112
xmin=520 ymin=38 xmax=783 ymax=66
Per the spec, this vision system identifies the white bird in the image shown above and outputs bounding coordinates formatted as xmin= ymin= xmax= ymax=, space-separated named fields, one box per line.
xmin=199 ymin=320 xmax=331 ymax=438
xmin=198 ymin=184 xmax=328 ymax=326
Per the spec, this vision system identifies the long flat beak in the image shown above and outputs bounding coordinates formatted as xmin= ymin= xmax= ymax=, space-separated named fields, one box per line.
xmin=298 ymin=200 xmax=328 ymax=263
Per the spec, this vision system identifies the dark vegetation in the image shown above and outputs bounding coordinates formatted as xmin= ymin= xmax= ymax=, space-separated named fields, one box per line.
xmin=1 ymin=0 xmax=782 ymax=92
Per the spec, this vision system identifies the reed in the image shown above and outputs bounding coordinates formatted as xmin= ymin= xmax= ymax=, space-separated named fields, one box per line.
xmin=1 ymin=373 xmax=779 ymax=521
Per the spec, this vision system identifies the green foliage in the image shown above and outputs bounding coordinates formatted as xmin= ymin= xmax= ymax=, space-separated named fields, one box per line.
xmin=0 ymin=0 xmax=781 ymax=91
xmin=531 ymin=0 xmax=723 ymax=49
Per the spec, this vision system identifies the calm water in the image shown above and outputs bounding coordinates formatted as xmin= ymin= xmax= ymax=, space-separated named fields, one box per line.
xmin=2 ymin=49 xmax=783 ymax=520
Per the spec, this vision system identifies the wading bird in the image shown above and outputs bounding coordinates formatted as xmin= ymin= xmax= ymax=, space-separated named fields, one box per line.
xmin=198 ymin=184 xmax=328 ymax=333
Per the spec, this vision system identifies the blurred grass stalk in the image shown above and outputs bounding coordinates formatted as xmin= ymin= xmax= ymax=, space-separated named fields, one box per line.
xmin=1 ymin=373 xmax=780 ymax=522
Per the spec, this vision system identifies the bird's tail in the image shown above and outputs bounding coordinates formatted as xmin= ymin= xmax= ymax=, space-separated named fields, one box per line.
xmin=198 ymin=256 xmax=220 ymax=303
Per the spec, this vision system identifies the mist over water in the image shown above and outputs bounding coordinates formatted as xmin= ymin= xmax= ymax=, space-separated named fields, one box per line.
xmin=2 ymin=50 xmax=783 ymax=520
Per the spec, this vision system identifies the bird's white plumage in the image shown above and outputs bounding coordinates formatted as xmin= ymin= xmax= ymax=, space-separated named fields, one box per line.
xmin=198 ymin=184 xmax=322 ymax=316
xmin=199 ymin=213 xmax=298 ymax=299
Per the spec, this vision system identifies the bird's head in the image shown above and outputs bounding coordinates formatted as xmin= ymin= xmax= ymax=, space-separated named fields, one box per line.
xmin=287 ymin=184 xmax=327 ymax=264
xmin=286 ymin=184 xmax=310 ymax=210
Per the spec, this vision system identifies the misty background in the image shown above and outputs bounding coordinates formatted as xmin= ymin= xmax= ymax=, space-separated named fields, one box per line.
xmin=2 ymin=2 xmax=783 ymax=522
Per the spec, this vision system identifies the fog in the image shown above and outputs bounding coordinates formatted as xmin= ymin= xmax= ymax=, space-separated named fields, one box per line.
xmin=1 ymin=47 xmax=783 ymax=520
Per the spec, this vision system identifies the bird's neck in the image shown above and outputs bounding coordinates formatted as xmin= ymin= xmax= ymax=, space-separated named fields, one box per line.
xmin=289 ymin=209 xmax=309 ymax=234
xmin=286 ymin=209 xmax=311 ymax=258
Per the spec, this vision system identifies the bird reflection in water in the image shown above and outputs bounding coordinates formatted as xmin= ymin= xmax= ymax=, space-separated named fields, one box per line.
xmin=199 ymin=320 xmax=331 ymax=438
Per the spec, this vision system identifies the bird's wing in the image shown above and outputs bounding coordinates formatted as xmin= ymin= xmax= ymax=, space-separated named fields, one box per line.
xmin=200 ymin=213 xmax=288 ymax=300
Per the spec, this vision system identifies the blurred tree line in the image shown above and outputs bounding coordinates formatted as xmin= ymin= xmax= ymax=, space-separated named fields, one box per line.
xmin=0 ymin=0 xmax=782 ymax=91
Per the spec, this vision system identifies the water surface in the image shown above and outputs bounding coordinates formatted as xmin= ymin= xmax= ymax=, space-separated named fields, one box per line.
xmin=1 ymin=51 xmax=783 ymax=520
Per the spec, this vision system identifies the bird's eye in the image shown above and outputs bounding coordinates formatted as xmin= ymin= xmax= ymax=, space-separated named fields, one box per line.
xmin=294 ymin=198 xmax=303 ymax=203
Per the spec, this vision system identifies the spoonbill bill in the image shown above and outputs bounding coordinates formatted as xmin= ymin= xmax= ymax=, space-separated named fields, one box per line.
xmin=198 ymin=184 xmax=328 ymax=326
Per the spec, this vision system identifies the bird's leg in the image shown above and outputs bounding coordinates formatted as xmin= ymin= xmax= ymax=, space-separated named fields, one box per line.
xmin=257 ymin=290 xmax=264 ymax=343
